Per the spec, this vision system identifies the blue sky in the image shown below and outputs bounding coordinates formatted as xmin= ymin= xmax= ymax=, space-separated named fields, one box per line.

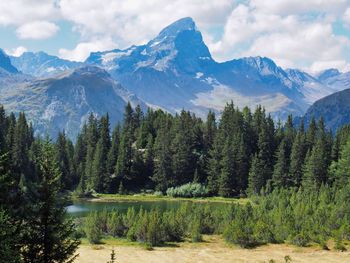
xmin=0 ymin=0 xmax=350 ymax=73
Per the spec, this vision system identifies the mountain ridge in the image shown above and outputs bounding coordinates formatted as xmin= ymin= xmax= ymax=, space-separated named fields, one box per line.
xmin=1 ymin=17 xmax=350 ymax=136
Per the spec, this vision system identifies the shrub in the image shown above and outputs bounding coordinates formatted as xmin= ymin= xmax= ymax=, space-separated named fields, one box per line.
xmin=190 ymin=217 xmax=203 ymax=242
xmin=290 ymin=232 xmax=309 ymax=247
xmin=84 ymin=212 xmax=103 ymax=244
xmin=107 ymin=211 xmax=125 ymax=237
xmin=166 ymin=183 xmax=208 ymax=198
xmin=154 ymin=191 xmax=163 ymax=197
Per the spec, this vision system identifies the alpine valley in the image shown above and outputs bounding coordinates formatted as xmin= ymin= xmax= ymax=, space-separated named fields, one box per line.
xmin=1 ymin=17 xmax=350 ymax=138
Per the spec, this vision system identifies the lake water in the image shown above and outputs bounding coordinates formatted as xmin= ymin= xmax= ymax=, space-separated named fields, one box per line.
xmin=67 ymin=199 xmax=192 ymax=217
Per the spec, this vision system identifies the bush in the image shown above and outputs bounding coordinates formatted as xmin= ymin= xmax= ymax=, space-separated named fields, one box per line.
xmin=84 ymin=212 xmax=103 ymax=244
xmin=290 ymin=232 xmax=309 ymax=247
xmin=166 ymin=183 xmax=208 ymax=198
xmin=190 ymin=218 xmax=203 ymax=242
xmin=334 ymin=239 xmax=347 ymax=251
xmin=107 ymin=211 xmax=125 ymax=237
xmin=154 ymin=191 xmax=163 ymax=197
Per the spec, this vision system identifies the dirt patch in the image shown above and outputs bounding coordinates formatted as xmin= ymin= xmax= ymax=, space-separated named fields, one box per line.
xmin=76 ymin=236 xmax=350 ymax=263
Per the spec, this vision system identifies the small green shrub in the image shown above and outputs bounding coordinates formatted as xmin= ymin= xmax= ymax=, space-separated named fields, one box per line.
xmin=166 ymin=183 xmax=208 ymax=198
xmin=291 ymin=232 xmax=309 ymax=247
xmin=84 ymin=212 xmax=103 ymax=244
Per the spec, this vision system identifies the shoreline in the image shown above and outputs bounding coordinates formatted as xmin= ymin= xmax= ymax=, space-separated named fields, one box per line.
xmin=76 ymin=194 xmax=249 ymax=204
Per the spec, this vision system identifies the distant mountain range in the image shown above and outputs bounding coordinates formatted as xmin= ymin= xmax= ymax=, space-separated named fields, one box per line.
xmin=1 ymin=17 xmax=350 ymax=138
xmin=303 ymin=88 xmax=350 ymax=132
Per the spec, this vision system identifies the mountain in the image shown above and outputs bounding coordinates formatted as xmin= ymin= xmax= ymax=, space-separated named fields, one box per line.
xmin=303 ymin=88 xmax=350 ymax=131
xmin=10 ymin=51 xmax=83 ymax=77
xmin=0 ymin=66 xmax=145 ymax=139
xmin=316 ymin=69 xmax=350 ymax=93
xmin=2 ymin=17 xmax=350 ymax=137
xmin=285 ymin=69 xmax=340 ymax=104
xmin=0 ymin=49 xmax=19 ymax=74
xmin=85 ymin=18 xmax=316 ymax=119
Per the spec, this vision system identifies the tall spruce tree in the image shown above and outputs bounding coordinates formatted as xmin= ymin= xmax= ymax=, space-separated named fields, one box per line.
xmin=152 ymin=126 xmax=172 ymax=192
xmin=302 ymin=136 xmax=329 ymax=191
xmin=56 ymin=132 xmax=72 ymax=190
xmin=21 ymin=140 xmax=80 ymax=263
xmin=289 ymin=128 xmax=306 ymax=187
xmin=272 ymin=139 xmax=292 ymax=188
xmin=330 ymin=138 xmax=350 ymax=188
xmin=219 ymin=138 xmax=236 ymax=197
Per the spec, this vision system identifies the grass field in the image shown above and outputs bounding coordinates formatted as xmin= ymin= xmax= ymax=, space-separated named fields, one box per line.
xmin=84 ymin=193 xmax=250 ymax=204
xmin=76 ymin=235 xmax=350 ymax=263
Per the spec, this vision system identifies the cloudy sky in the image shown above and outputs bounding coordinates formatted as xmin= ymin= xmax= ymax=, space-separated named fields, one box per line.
xmin=1 ymin=0 xmax=350 ymax=73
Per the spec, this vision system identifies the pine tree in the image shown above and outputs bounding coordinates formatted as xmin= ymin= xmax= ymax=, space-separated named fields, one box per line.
xmin=306 ymin=117 xmax=317 ymax=150
xmin=289 ymin=129 xmax=306 ymax=187
xmin=330 ymin=139 xmax=350 ymax=188
xmin=302 ymin=136 xmax=329 ymax=191
xmin=218 ymin=138 xmax=236 ymax=197
xmin=21 ymin=140 xmax=80 ymax=263
xmin=12 ymin=112 xmax=33 ymax=179
xmin=91 ymin=115 xmax=111 ymax=193
xmin=144 ymin=134 xmax=154 ymax=188
xmin=248 ymin=153 xmax=265 ymax=195
xmin=0 ymin=209 xmax=20 ymax=263
xmin=115 ymin=105 xmax=135 ymax=188
xmin=152 ymin=127 xmax=172 ymax=192
xmin=207 ymin=134 xmax=222 ymax=195
xmin=56 ymin=131 xmax=72 ymax=190
xmin=0 ymin=153 xmax=22 ymax=262
xmin=107 ymin=125 xmax=120 ymax=193
xmin=84 ymin=113 xmax=99 ymax=190
xmin=247 ymin=121 xmax=274 ymax=195
xmin=171 ymin=131 xmax=193 ymax=186
xmin=272 ymin=140 xmax=292 ymax=188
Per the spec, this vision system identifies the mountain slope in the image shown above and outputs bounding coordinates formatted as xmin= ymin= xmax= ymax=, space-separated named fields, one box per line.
xmin=0 ymin=49 xmax=19 ymax=74
xmin=86 ymin=18 xmax=310 ymax=119
xmin=0 ymin=66 xmax=145 ymax=139
xmin=10 ymin=51 xmax=83 ymax=77
xmin=303 ymin=88 xmax=350 ymax=131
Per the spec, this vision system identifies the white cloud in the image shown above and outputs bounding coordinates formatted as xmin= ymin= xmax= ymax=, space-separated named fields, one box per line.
xmin=208 ymin=0 xmax=350 ymax=72
xmin=16 ymin=21 xmax=59 ymax=40
xmin=58 ymin=38 xmax=117 ymax=62
xmin=0 ymin=0 xmax=58 ymax=26
xmin=310 ymin=60 xmax=350 ymax=73
xmin=59 ymin=0 xmax=235 ymax=47
xmin=250 ymin=0 xmax=348 ymax=16
xmin=344 ymin=7 xmax=350 ymax=26
xmin=5 ymin=46 xmax=27 ymax=57
xmin=1 ymin=0 xmax=350 ymax=72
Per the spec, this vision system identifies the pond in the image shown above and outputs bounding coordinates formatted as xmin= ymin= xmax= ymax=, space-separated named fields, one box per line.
xmin=67 ymin=199 xmax=226 ymax=217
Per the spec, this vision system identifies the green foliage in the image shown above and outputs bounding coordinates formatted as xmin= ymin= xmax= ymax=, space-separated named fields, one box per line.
xmin=21 ymin=140 xmax=80 ymax=263
xmin=84 ymin=212 xmax=103 ymax=244
xmin=166 ymin=183 xmax=208 ymax=198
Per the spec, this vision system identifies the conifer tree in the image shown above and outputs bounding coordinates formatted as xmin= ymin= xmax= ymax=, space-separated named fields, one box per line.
xmin=207 ymin=134 xmax=222 ymax=195
xmin=152 ymin=127 xmax=172 ymax=191
xmin=21 ymin=140 xmax=80 ymax=263
xmin=84 ymin=113 xmax=99 ymax=190
xmin=272 ymin=140 xmax=292 ymax=188
xmin=0 ymin=153 xmax=22 ymax=262
xmin=219 ymin=138 xmax=236 ymax=197
xmin=107 ymin=125 xmax=120 ymax=193
xmin=330 ymin=139 xmax=350 ymax=188
xmin=248 ymin=153 xmax=265 ymax=195
xmin=56 ymin=131 xmax=72 ymax=190
xmin=302 ymin=136 xmax=329 ymax=190
xmin=289 ymin=129 xmax=306 ymax=187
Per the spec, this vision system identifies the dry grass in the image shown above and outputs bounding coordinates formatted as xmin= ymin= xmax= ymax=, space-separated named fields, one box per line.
xmin=75 ymin=235 xmax=350 ymax=263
